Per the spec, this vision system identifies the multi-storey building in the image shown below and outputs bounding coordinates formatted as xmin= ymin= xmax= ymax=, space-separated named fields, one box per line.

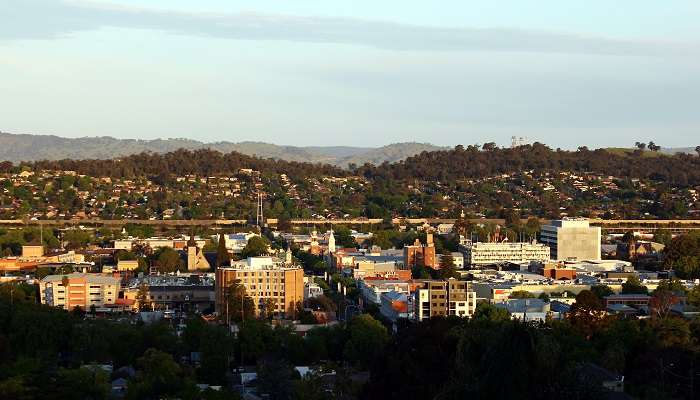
xmin=540 ymin=218 xmax=601 ymax=261
xmin=39 ymin=273 xmax=120 ymax=310
xmin=414 ymin=278 xmax=476 ymax=321
xmin=404 ymin=233 xmax=437 ymax=269
xmin=358 ymin=277 xmax=410 ymax=305
xmin=215 ymin=256 xmax=304 ymax=318
xmin=123 ymin=274 xmax=215 ymax=312
xmin=462 ymin=241 xmax=550 ymax=266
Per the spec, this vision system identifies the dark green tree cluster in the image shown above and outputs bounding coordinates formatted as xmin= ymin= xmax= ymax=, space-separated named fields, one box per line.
xmin=663 ymin=232 xmax=700 ymax=279
xmin=365 ymin=297 xmax=700 ymax=400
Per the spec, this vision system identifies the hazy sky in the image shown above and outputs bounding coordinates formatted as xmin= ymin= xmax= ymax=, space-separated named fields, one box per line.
xmin=1 ymin=0 xmax=699 ymax=148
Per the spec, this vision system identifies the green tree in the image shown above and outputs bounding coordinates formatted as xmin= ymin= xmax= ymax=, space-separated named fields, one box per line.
xmin=136 ymin=283 xmax=151 ymax=311
xmin=621 ymin=275 xmax=648 ymax=294
xmin=126 ymin=348 xmax=192 ymax=400
xmin=256 ymin=357 xmax=297 ymax=400
xmin=241 ymin=236 xmax=270 ymax=258
xmin=472 ymin=302 xmax=511 ymax=323
xmin=332 ymin=226 xmax=357 ymax=249
xmin=590 ymin=284 xmax=614 ymax=300
xmin=568 ymin=290 xmax=606 ymax=339
xmin=663 ymin=233 xmax=700 ymax=278
xmin=48 ymin=367 xmax=110 ymax=400
xmin=509 ymin=290 xmax=535 ymax=299
xmin=688 ymin=285 xmax=700 ymax=307
xmin=154 ymin=247 xmax=183 ymax=273
xmin=199 ymin=325 xmax=235 ymax=385
xmin=222 ymin=280 xmax=255 ymax=324
xmin=653 ymin=230 xmax=672 ymax=246
xmin=654 ymin=278 xmax=687 ymax=295
xmin=438 ymin=250 xmax=459 ymax=279
xmin=61 ymin=229 xmax=94 ymax=250
xmin=344 ymin=314 xmax=389 ymax=368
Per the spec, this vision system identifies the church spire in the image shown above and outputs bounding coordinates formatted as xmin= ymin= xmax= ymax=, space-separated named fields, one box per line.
xmin=328 ymin=229 xmax=336 ymax=253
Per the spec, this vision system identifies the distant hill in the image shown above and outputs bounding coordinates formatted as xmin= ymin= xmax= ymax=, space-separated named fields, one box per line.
xmin=0 ymin=131 xmax=445 ymax=167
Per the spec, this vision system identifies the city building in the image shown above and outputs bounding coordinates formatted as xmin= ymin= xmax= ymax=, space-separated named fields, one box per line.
xmin=114 ymin=236 xmax=206 ymax=251
xmin=186 ymin=236 xmax=211 ymax=271
xmin=358 ymin=278 xmax=410 ymax=305
xmin=304 ymin=281 xmax=324 ymax=300
xmin=404 ymin=233 xmax=437 ymax=269
xmin=462 ymin=241 xmax=550 ymax=266
xmin=494 ymin=298 xmax=561 ymax=322
xmin=123 ymin=274 xmax=215 ymax=312
xmin=540 ymin=218 xmax=601 ymax=261
xmin=39 ymin=273 xmax=120 ymax=310
xmin=380 ymin=291 xmax=412 ymax=322
xmin=117 ymin=259 xmax=140 ymax=271
xmin=603 ymin=294 xmax=651 ymax=308
xmin=529 ymin=261 xmax=577 ymax=280
xmin=212 ymin=232 xmax=259 ymax=254
xmin=344 ymin=255 xmax=404 ymax=279
xmin=215 ymin=256 xmax=304 ymax=318
xmin=414 ymin=278 xmax=476 ymax=321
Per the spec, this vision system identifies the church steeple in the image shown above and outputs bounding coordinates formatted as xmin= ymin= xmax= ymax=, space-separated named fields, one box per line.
xmin=328 ymin=229 xmax=336 ymax=253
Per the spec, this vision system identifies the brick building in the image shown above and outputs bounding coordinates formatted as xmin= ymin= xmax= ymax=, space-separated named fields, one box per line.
xmin=404 ymin=233 xmax=437 ymax=269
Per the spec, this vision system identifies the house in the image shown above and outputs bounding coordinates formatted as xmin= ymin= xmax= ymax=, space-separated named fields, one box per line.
xmin=380 ymin=290 xmax=412 ymax=322
xmin=494 ymin=298 xmax=560 ymax=322
xmin=603 ymin=294 xmax=651 ymax=308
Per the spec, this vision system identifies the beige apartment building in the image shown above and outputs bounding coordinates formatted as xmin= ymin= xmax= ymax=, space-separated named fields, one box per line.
xmin=39 ymin=273 xmax=120 ymax=310
xmin=540 ymin=218 xmax=601 ymax=261
xmin=462 ymin=241 xmax=550 ymax=266
xmin=215 ymin=256 xmax=304 ymax=318
xmin=415 ymin=278 xmax=476 ymax=321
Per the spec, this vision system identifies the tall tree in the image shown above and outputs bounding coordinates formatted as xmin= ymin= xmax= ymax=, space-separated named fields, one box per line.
xmin=438 ymin=250 xmax=458 ymax=279
xmin=567 ymin=290 xmax=606 ymax=339
xmin=215 ymin=233 xmax=229 ymax=268
xmin=222 ymin=279 xmax=255 ymax=323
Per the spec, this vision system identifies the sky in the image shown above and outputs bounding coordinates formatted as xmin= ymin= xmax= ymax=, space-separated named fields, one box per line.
xmin=1 ymin=0 xmax=699 ymax=148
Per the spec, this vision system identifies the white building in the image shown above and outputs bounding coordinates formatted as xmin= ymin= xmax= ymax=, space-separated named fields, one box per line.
xmin=414 ymin=279 xmax=476 ymax=321
xmin=39 ymin=273 xmax=120 ymax=310
xmin=357 ymin=279 xmax=410 ymax=305
xmin=494 ymin=298 xmax=561 ymax=322
xmin=213 ymin=232 xmax=259 ymax=254
xmin=540 ymin=218 xmax=601 ymax=261
xmin=462 ymin=242 xmax=550 ymax=266
xmin=114 ymin=236 xmax=206 ymax=251
xmin=304 ymin=281 xmax=324 ymax=300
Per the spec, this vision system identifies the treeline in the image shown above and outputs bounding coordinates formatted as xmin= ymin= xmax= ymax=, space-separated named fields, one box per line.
xmin=7 ymin=143 xmax=700 ymax=187
xmin=357 ymin=143 xmax=700 ymax=187
xmin=0 ymin=285 xmax=383 ymax=399
xmin=2 ymin=283 xmax=700 ymax=399
xmin=23 ymin=149 xmax=346 ymax=180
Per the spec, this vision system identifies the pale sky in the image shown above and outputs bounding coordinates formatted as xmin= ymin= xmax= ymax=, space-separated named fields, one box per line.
xmin=1 ymin=0 xmax=699 ymax=148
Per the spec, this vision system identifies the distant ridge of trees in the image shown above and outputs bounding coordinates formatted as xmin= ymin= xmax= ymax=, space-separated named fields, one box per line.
xmin=8 ymin=142 xmax=700 ymax=186
xmin=25 ymin=149 xmax=347 ymax=180
xmin=356 ymin=143 xmax=700 ymax=187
